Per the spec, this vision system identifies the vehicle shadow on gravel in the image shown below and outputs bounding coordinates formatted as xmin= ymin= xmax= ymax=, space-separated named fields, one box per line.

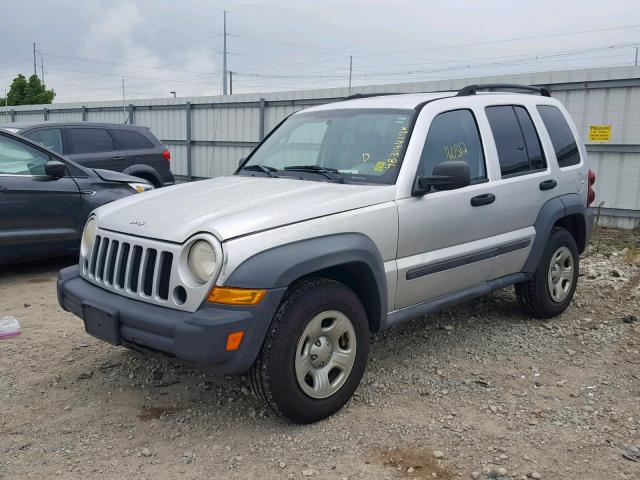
xmin=0 ymin=256 xmax=76 ymax=281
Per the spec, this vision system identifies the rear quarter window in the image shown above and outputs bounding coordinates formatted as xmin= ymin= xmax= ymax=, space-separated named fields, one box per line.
xmin=536 ymin=105 xmax=581 ymax=168
xmin=110 ymin=129 xmax=155 ymax=150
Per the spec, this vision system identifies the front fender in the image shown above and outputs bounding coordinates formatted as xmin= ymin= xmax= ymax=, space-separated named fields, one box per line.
xmin=225 ymin=233 xmax=388 ymax=328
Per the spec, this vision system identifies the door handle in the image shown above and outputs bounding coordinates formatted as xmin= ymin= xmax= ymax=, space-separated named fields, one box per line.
xmin=539 ymin=179 xmax=557 ymax=191
xmin=470 ymin=193 xmax=495 ymax=207
xmin=113 ymin=156 xmax=126 ymax=161
xmin=0 ymin=185 xmax=7 ymax=193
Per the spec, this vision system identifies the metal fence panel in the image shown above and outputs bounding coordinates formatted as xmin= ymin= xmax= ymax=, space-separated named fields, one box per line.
xmin=4 ymin=66 xmax=640 ymax=223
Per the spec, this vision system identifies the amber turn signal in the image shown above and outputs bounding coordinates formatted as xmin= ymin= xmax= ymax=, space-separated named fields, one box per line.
xmin=207 ymin=287 xmax=266 ymax=305
xmin=226 ymin=331 xmax=244 ymax=351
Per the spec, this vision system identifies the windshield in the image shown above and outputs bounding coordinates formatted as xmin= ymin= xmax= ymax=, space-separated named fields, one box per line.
xmin=241 ymin=108 xmax=415 ymax=184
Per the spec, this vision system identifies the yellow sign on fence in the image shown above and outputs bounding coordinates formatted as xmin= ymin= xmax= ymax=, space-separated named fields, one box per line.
xmin=589 ymin=125 xmax=612 ymax=142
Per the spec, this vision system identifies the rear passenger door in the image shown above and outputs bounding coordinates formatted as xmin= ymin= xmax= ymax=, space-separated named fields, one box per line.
xmin=109 ymin=128 xmax=157 ymax=170
xmin=484 ymin=104 xmax=556 ymax=280
xmin=67 ymin=127 xmax=127 ymax=172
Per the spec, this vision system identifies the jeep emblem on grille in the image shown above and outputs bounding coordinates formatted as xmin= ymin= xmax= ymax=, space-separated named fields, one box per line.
xmin=130 ymin=219 xmax=146 ymax=227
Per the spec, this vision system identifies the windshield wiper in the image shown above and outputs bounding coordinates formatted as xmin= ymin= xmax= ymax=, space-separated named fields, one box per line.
xmin=239 ymin=164 xmax=278 ymax=177
xmin=283 ymin=165 xmax=344 ymax=183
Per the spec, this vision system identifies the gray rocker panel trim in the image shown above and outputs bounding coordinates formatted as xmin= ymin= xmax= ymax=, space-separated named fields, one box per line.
xmin=225 ymin=233 xmax=388 ymax=326
xmin=406 ymin=239 xmax=531 ymax=280
xmin=385 ymin=272 xmax=531 ymax=330
xmin=522 ymin=193 xmax=588 ymax=273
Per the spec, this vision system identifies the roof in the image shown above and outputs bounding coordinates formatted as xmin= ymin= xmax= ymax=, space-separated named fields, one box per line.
xmin=0 ymin=121 xmax=148 ymax=131
xmin=303 ymin=92 xmax=457 ymax=112
xmin=301 ymin=88 xmax=556 ymax=112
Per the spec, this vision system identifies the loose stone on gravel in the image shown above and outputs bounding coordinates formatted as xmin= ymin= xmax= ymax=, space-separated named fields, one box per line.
xmin=182 ymin=451 xmax=194 ymax=464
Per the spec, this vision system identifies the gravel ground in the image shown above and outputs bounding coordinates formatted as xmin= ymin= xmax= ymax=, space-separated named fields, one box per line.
xmin=1 ymin=228 xmax=639 ymax=480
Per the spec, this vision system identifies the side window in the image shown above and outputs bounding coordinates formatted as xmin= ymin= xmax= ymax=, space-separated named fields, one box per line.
xmin=23 ymin=128 xmax=64 ymax=154
xmin=110 ymin=129 xmax=155 ymax=150
xmin=67 ymin=128 xmax=114 ymax=154
xmin=486 ymin=105 xmax=546 ymax=177
xmin=0 ymin=135 xmax=50 ymax=176
xmin=417 ymin=109 xmax=486 ymax=183
xmin=536 ymin=105 xmax=580 ymax=167
xmin=513 ymin=106 xmax=546 ymax=171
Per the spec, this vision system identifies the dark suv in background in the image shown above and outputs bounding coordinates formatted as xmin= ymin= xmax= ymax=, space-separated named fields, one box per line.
xmin=0 ymin=122 xmax=174 ymax=187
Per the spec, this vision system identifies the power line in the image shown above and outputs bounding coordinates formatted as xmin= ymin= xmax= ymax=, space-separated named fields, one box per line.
xmin=39 ymin=52 xmax=219 ymax=75
xmin=233 ymin=43 xmax=639 ymax=81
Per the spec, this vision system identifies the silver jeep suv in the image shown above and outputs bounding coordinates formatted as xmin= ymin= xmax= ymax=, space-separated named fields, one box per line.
xmin=57 ymin=84 xmax=596 ymax=423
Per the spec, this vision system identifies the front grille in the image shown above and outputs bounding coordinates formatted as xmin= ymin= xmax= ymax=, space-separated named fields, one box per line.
xmin=86 ymin=233 xmax=173 ymax=301
xmin=80 ymin=228 xmax=219 ymax=312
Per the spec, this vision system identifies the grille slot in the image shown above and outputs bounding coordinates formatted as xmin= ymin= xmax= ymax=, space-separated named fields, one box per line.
xmin=116 ymin=243 xmax=130 ymax=288
xmin=89 ymin=235 xmax=102 ymax=276
xmin=95 ymin=238 xmax=110 ymax=281
xmin=84 ymin=232 xmax=173 ymax=304
xmin=158 ymin=252 xmax=173 ymax=300
xmin=105 ymin=240 xmax=119 ymax=285
xmin=129 ymin=246 xmax=143 ymax=293
xmin=143 ymin=249 xmax=157 ymax=296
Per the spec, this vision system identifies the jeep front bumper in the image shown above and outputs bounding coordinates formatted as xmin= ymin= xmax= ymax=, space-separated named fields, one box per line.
xmin=57 ymin=266 xmax=285 ymax=374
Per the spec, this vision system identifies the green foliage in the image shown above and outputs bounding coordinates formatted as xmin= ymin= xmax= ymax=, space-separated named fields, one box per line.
xmin=1 ymin=74 xmax=55 ymax=106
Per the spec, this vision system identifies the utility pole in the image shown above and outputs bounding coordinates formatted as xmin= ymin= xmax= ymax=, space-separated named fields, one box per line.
xmin=33 ymin=43 xmax=37 ymax=77
xmin=229 ymin=71 xmax=233 ymax=95
xmin=40 ymin=56 xmax=44 ymax=84
xmin=121 ymin=79 xmax=126 ymax=123
xmin=4 ymin=90 xmax=8 ymax=122
xmin=635 ymin=47 xmax=638 ymax=67
xmin=348 ymin=55 xmax=353 ymax=94
xmin=222 ymin=10 xmax=228 ymax=95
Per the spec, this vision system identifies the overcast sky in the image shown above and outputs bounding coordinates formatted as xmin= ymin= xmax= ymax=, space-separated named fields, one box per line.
xmin=1 ymin=0 xmax=638 ymax=103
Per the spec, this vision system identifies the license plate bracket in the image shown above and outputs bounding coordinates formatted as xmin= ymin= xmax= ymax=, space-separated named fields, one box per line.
xmin=81 ymin=302 xmax=120 ymax=346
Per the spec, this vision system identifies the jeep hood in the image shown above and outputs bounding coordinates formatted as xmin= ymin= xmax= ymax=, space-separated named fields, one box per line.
xmin=94 ymin=176 xmax=396 ymax=243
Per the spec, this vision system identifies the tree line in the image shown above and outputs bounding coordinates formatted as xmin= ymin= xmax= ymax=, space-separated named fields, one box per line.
xmin=1 ymin=74 xmax=55 ymax=106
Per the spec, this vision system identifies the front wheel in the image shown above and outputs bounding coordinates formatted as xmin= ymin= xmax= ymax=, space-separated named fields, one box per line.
xmin=249 ymin=279 xmax=369 ymax=424
xmin=515 ymin=227 xmax=579 ymax=319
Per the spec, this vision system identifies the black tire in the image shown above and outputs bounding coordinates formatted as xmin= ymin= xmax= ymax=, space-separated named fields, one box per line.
xmin=515 ymin=227 xmax=579 ymax=319
xmin=249 ymin=278 xmax=369 ymax=424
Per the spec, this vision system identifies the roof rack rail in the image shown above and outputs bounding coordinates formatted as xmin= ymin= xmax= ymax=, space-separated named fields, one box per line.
xmin=343 ymin=92 xmax=405 ymax=100
xmin=457 ymin=84 xmax=551 ymax=97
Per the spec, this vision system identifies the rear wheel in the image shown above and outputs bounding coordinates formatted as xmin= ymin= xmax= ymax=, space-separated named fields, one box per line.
xmin=515 ymin=227 xmax=579 ymax=319
xmin=249 ymin=279 xmax=369 ymax=424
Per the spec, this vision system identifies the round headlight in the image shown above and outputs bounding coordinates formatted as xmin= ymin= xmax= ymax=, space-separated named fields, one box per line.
xmin=81 ymin=217 xmax=97 ymax=256
xmin=187 ymin=240 xmax=216 ymax=284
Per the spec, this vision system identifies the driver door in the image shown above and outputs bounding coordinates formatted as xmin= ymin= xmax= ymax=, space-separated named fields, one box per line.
xmin=0 ymin=134 xmax=82 ymax=263
xmin=395 ymin=107 xmax=500 ymax=309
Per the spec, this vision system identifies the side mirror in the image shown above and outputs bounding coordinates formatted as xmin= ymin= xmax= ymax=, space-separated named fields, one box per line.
xmin=413 ymin=160 xmax=470 ymax=196
xmin=45 ymin=160 xmax=66 ymax=178
xmin=238 ymin=157 xmax=245 ymax=166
